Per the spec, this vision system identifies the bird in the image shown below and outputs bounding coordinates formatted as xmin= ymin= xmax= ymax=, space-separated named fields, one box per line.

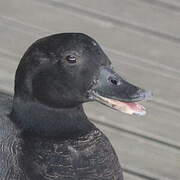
xmin=0 ymin=33 xmax=151 ymax=180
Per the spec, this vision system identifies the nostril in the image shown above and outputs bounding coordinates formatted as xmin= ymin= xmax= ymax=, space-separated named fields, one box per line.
xmin=108 ymin=76 xmax=119 ymax=86
xmin=111 ymin=79 xmax=118 ymax=85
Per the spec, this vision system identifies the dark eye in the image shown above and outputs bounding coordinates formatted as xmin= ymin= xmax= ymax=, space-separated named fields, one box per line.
xmin=66 ymin=55 xmax=77 ymax=63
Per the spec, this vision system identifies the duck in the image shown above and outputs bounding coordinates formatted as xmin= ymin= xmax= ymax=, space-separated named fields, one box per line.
xmin=0 ymin=33 xmax=152 ymax=180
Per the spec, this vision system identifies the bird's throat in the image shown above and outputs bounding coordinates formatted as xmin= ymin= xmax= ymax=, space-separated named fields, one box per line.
xmin=11 ymin=97 xmax=95 ymax=139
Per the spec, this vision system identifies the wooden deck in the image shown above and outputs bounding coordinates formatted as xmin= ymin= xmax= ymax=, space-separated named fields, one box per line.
xmin=0 ymin=0 xmax=180 ymax=179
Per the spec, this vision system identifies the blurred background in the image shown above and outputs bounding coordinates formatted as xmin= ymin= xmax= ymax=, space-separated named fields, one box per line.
xmin=0 ymin=0 xmax=180 ymax=179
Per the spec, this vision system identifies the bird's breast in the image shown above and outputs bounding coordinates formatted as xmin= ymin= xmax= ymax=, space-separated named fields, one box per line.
xmin=20 ymin=129 xmax=123 ymax=180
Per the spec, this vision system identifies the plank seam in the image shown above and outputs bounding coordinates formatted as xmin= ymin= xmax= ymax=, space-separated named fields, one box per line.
xmin=91 ymin=118 xmax=180 ymax=151
xmin=138 ymin=0 xmax=180 ymax=13
xmin=123 ymin=168 xmax=159 ymax=180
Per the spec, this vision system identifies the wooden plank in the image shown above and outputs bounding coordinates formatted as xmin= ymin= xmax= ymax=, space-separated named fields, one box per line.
xmin=47 ymin=0 xmax=180 ymax=41
xmin=139 ymin=0 xmax=180 ymax=11
xmin=150 ymin=0 xmax=180 ymax=6
xmin=95 ymin=122 xmax=180 ymax=180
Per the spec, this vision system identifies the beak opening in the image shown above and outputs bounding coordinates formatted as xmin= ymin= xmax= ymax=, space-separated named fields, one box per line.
xmin=89 ymin=66 xmax=152 ymax=116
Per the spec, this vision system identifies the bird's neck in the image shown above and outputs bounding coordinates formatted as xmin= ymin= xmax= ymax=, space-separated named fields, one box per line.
xmin=11 ymin=97 xmax=95 ymax=139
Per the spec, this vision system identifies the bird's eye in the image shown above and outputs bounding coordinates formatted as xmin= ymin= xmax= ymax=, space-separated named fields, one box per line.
xmin=66 ymin=55 xmax=77 ymax=63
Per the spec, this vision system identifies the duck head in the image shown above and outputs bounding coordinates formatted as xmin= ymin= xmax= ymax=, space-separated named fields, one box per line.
xmin=14 ymin=33 xmax=151 ymax=117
